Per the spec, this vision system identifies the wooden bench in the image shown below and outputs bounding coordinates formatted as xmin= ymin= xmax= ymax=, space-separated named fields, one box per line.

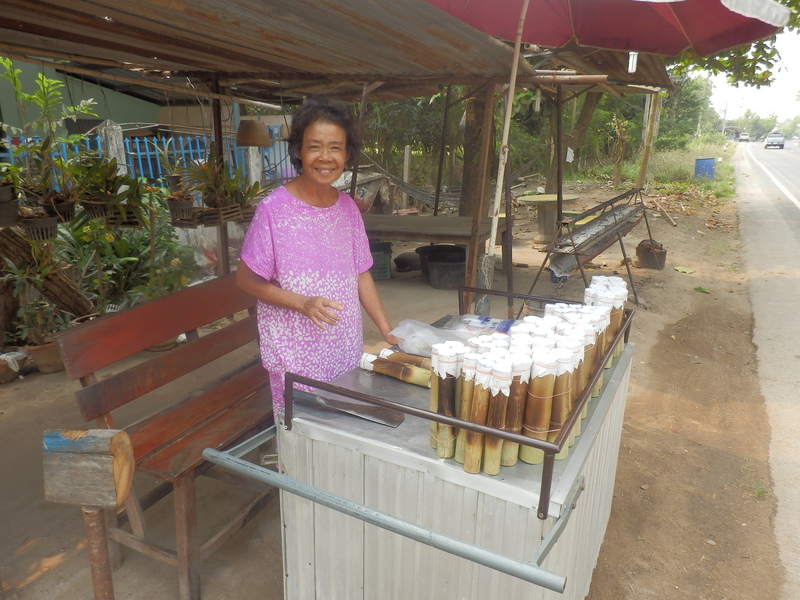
xmin=54 ymin=274 xmax=275 ymax=600
xmin=526 ymin=188 xmax=652 ymax=303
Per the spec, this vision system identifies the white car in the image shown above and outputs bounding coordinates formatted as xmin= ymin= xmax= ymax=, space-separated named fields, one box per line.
xmin=764 ymin=132 xmax=785 ymax=149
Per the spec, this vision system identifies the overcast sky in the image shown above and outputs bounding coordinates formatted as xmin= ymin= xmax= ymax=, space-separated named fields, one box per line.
xmin=709 ymin=31 xmax=800 ymax=123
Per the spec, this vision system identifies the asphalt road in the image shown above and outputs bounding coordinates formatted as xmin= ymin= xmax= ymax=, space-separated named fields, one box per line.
xmin=736 ymin=139 xmax=800 ymax=599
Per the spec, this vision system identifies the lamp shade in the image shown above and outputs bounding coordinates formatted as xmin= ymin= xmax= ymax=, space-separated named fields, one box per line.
xmin=236 ymin=119 xmax=272 ymax=147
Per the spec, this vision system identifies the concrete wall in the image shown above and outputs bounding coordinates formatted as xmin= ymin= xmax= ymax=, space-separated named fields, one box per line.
xmin=0 ymin=57 xmax=159 ymax=135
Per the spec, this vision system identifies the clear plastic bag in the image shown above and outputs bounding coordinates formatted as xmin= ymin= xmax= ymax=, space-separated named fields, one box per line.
xmin=389 ymin=319 xmax=474 ymax=357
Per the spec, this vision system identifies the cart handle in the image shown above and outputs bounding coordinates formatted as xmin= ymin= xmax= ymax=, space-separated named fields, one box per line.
xmin=203 ymin=447 xmax=568 ymax=593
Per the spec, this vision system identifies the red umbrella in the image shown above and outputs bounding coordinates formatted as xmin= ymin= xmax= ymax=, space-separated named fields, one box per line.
xmin=424 ymin=0 xmax=789 ymax=57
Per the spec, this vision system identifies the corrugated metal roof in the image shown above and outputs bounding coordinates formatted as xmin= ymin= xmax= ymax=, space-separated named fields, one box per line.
xmin=2 ymin=0 xmax=670 ymax=107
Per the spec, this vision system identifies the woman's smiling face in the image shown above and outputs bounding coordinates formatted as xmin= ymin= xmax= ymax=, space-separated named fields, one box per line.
xmin=298 ymin=119 xmax=348 ymax=187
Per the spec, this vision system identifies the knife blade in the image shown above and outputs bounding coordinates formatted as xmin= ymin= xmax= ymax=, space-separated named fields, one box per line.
xmin=292 ymin=390 xmax=405 ymax=428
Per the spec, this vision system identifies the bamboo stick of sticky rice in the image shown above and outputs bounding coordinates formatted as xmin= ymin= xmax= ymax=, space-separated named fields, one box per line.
xmin=590 ymin=309 xmax=608 ymax=397
xmin=366 ymin=357 xmax=432 ymax=387
xmin=483 ymin=361 xmax=512 ymax=476
xmin=428 ymin=345 xmax=441 ymax=449
xmin=578 ymin=321 xmax=597 ymax=421
xmin=520 ymin=351 xmax=556 ymax=465
xmin=454 ymin=353 xmax=479 ymax=464
xmin=463 ymin=355 xmax=494 ymax=474
xmin=547 ymin=348 xmax=575 ymax=460
xmin=436 ymin=347 xmax=459 ymax=459
xmin=379 ymin=348 xmax=433 ymax=370
xmin=501 ymin=354 xmax=532 ymax=467
xmin=558 ymin=336 xmax=583 ymax=443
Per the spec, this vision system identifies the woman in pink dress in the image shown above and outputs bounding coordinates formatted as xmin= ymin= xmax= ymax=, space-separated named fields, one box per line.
xmin=237 ymin=97 xmax=400 ymax=414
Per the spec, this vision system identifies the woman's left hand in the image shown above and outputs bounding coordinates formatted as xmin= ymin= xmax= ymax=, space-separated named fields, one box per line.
xmin=383 ymin=332 xmax=403 ymax=347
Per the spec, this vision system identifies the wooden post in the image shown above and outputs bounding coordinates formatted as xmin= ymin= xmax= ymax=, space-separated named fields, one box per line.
xmin=43 ymin=429 xmax=135 ymax=600
xmin=637 ymin=94 xmax=660 ymax=189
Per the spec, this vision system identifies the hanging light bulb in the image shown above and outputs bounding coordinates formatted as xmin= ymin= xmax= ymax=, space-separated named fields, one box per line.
xmin=236 ymin=119 xmax=272 ymax=147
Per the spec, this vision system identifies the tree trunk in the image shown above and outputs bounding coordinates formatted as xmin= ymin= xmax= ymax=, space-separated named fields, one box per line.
xmin=0 ymin=228 xmax=94 ymax=318
xmin=546 ymin=92 xmax=604 ymax=191
xmin=566 ymin=92 xmax=603 ymax=174
xmin=459 ymin=88 xmax=492 ymax=217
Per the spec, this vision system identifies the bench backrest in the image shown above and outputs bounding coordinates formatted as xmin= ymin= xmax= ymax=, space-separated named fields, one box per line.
xmin=55 ymin=274 xmax=260 ymax=423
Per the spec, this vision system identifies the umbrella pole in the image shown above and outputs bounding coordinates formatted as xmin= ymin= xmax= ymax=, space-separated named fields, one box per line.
xmin=478 ymin=0 xmax=530 ymax=315
xmin=556 ymin=85 xmax=563 ymax=224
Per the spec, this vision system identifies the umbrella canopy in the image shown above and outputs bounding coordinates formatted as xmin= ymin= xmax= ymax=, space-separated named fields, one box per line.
xmin=424 ymin=0 xmax=790 ymax=57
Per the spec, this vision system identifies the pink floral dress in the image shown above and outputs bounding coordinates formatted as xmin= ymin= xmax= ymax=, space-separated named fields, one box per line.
xmin=240 ymin=186 xmax=373 ymax=414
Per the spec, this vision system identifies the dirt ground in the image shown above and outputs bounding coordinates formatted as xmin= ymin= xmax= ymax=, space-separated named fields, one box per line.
xmin=0 ymin=181 xmax=782 ymax=599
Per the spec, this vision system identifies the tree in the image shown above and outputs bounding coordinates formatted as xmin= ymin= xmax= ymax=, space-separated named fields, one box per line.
xmin=670 ymin=0 xmax=799 ymax=88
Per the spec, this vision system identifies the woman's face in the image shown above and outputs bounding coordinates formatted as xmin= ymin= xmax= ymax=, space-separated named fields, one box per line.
xmin=298 ymin=119 xmax=348 ymax=187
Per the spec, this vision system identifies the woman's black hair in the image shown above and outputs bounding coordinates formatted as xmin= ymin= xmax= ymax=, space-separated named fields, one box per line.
xmin=287 ymin=96 xmax=361 ymax=173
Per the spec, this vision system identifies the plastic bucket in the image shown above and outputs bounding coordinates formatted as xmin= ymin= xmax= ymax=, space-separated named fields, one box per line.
xmin=428 ymin=259 xmax=466 ymax=290
xmin=415 ymin=244 xmax=466 ymax=275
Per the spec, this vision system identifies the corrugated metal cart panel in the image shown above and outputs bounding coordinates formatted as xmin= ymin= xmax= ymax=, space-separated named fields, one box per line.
xmin=279 ymin=344 xmax=634 ymax=600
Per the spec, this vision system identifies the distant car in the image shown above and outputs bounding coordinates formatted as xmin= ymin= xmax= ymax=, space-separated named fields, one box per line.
xmin=764 ymin=132 xmax=785 ymax=149
xmin=740 ymin=133 xmax=750 ymax=142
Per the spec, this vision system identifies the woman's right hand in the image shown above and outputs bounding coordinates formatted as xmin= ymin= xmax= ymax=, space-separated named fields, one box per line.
xmin=302 ymin=296 xmax=344 ymax=330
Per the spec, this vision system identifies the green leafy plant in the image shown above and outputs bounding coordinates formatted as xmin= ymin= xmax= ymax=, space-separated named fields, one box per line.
xmin=0 ymin=58 xmax=97 ymax=211
xmin=1 ymin=257 xmax=73 ymax=346
xmin=185 ymin=145 xmax=266 ymax=208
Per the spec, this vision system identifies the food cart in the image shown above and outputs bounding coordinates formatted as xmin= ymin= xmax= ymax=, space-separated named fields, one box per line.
xmin=205 ymin=291 xmax=634 ymax=599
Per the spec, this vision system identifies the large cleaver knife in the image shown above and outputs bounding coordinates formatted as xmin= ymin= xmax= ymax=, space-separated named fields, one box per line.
xmin=292 ymin=390 xmax=405 ymax=428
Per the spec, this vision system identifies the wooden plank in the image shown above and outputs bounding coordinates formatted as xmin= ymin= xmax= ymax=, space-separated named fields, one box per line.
xmin=362 ymin=215 xmax=506 ymax=246
xmin=138 ymin=391 xmax=272 ymax=479
xmin=126 ymin=362 xmax=269 ymax=466
xmin=74 ymin=316 xmax=259 ymax=422
xmin=55 ymin=274 xmax=256 ymax=381
xmin=107 ymin=527 xmax=178 ymax=565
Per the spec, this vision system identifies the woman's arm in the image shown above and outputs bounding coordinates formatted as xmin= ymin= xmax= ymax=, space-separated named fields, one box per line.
xmin=236 ymin=260 xmax=344 ymax=330
xmin=358 ymin=270 xmax=401 ymax=345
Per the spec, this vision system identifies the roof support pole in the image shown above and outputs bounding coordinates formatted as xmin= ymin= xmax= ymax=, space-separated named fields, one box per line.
xmin=464 ymin=84 xmax=497 ymax=311
xmin=211 ymin=78 xmax=230 ymax=277
xmin=433 ymin=85 xmax=452 ymax=217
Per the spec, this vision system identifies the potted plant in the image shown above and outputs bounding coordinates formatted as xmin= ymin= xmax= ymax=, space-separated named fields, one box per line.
xmin=1 ymin=58 xmax=97 ymax=225
xmin=0 ymin=163 xmax=21 ymax=227
xmin=152 ymin=138 xmax=187 ymax=192
xmin=80 ymin=155 xmax=146 ymax=226
xmin=185 ymin=146 xmax=266 ymax=225
xmin=1 ymin=258 xmax=73 ymax=373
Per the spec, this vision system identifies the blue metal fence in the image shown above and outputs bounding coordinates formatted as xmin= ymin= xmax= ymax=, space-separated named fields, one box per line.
xmin=2 ymin=126 xmax=294 ymax=188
